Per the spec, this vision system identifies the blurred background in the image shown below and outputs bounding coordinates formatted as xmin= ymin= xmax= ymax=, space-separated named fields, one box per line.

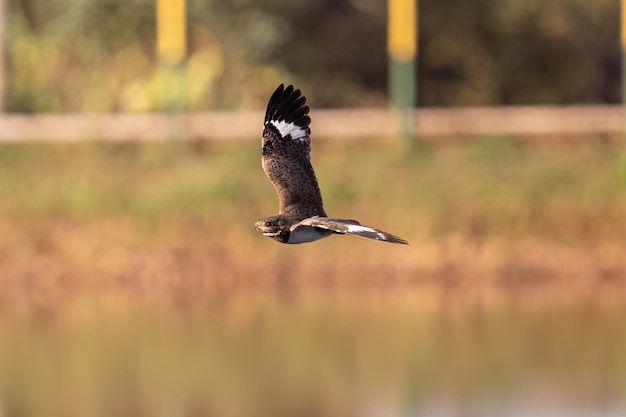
xmin=0 ymin=0 xmax=625 ymax=416
xmin=2 ymin=0 xmax=619 ymax=111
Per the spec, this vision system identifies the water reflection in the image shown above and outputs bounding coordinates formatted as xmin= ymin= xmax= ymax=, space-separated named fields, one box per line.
xmin=417 ymin=398 xmax=626 ymax=417
xmin=0 ymin=288 xmax=624 ymax=417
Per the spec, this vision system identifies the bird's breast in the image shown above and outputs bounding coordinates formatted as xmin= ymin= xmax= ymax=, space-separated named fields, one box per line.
xmin=286 ymin=226 xmax=332 ymax=244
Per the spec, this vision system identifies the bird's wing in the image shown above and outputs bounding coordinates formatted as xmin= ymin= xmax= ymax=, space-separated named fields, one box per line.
xmin=293 ymin=216 xmax=409 ymax=245
xmin=262 ymin=84 xmax=326 ymax=218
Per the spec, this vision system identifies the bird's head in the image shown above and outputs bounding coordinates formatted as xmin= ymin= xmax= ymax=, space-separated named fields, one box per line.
xmin=254 ymin=216 xmax=290 ymax=243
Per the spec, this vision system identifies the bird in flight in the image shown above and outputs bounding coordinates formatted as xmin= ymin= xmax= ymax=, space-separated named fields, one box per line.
xmin=255 ymin=84 xmax=408 ymax=245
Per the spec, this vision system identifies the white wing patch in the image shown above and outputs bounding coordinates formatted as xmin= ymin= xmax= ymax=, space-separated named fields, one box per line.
xmin=267 ymin=120 xmax=309 ymax=142
xmin=345 ymin=224 xmax=387 ymax=240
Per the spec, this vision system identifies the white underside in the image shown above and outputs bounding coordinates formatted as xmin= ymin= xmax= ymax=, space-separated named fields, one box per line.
xmin=287 ymin=226 xmax=330 ymax=244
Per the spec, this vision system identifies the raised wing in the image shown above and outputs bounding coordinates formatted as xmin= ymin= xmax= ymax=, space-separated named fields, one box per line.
xmin=294 ymin=216 xmax=409 ymax=245
xmin=262 ymin=84 xmax=326 ymax=218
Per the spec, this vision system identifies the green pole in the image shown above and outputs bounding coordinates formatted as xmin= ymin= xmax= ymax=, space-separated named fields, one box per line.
xmin=388 ymin=0 xmax=417 ymax=146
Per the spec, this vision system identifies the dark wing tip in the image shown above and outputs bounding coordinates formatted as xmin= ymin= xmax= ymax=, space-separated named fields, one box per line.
xmin=383 ymin=234 xmax=409 ymax=245
xmin=344 ymin=220 xmax=409 ymax=245
xmin=354 ymin=226 xmax=409 ymax=245
xmin=264 ymin=84 xmax=311 ymax=135
xmin=357 ymin=228 xmax=408 ymax=245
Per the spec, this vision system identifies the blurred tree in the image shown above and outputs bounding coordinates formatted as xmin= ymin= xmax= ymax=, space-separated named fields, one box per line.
xmin=2 ymin=0 xmax=621 ymax=112
xmin=419 ymin=0 xmax=620 ymax=105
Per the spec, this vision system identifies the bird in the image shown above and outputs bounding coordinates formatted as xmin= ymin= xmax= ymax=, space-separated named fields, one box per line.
xmin=254 ymin=84 xmax=408 ymax=245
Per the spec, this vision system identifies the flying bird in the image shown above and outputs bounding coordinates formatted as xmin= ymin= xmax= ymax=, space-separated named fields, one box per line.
xmin=255 ymin=84 xmax=408 ymax=245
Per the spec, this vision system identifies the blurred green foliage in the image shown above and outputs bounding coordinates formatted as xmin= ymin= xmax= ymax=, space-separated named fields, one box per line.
xmin=0 ymin=139 xmax=624 ymax=241
xmin=420 ymin=0 xmax=620 ymax=105
xmin=4 ymin=0 xmax=619 ymax=112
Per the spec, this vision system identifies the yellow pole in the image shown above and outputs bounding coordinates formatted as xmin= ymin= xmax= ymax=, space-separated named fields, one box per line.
xmin=157 ymin=0 xmax=187 ymax=65
xmin=156 ymin=0 xmax=187 ymax=140
xmin=388 ymin=0 xmax=417 ymax=62
xmin=388 ymin=0 xmax=417 ymax=145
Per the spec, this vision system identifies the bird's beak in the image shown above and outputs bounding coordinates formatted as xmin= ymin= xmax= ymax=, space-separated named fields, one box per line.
xmin=254 ymin=221 xmax=270 ymax=234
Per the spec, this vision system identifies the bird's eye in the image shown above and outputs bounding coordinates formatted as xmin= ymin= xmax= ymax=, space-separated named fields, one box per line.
xmin=265 ymin=221 xmax=272 ymax=227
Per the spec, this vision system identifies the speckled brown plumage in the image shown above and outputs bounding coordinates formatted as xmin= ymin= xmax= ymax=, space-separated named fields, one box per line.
xmin=261 ymin=85 xmax=326 ymax=218
xmin=255 ymin=84 xmax=408 ymax=245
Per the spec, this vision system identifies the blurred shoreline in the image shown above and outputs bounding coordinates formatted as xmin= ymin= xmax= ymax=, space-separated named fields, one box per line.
xmin=0 ymin=105 xmax=622 ymax=142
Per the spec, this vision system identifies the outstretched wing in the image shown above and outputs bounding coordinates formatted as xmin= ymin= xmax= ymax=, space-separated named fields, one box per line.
xmin=262 ymin=84 xmax=326 ymax=218
xmin=294 ymin=216 xmax=409 ymax=245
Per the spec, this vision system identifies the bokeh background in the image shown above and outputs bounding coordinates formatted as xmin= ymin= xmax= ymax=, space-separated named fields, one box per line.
xmin=0 ymin=0 xmax=625 ymax=416
xmin=4 ymin=0 xmax=620 ymax=111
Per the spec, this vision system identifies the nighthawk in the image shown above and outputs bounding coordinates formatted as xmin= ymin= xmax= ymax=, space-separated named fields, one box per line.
xmin=255 ymin=84 xmax=408 ymax=245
